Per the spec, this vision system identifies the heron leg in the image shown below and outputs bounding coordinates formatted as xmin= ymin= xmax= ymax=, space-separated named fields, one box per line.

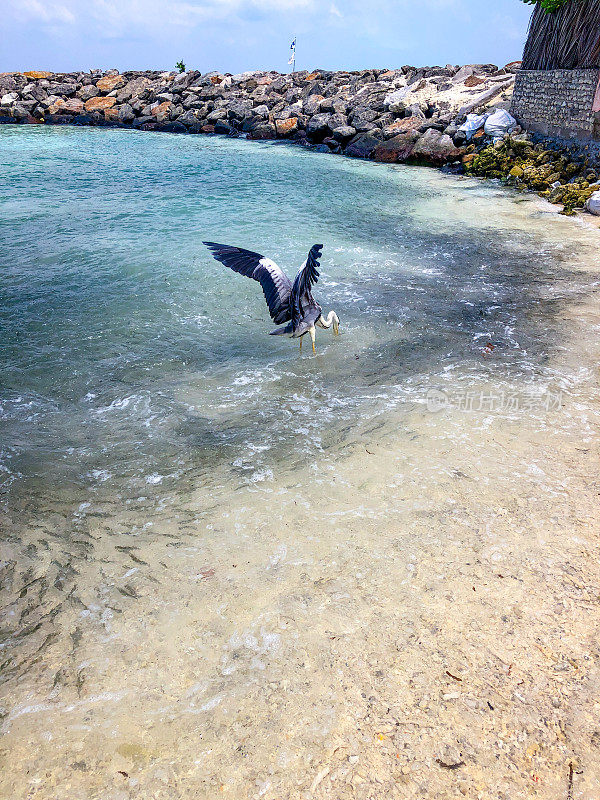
xmin=309 ymin=326 xmax=316 ymax=354
xmin=299 ymin=336 xmax=302 ymax=353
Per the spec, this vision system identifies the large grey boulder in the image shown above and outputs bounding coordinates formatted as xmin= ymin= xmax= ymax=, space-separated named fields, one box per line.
xmin=178 ymin=109 xmax=203 ymax=126
xmin=306 ymin=113 xmax=332 ymax=140
xmin=410 ymin=128 xmax=462 ymax=164
xmin=206 ymin=108 xmax=227 ymax=122
xmin=304 ymin=94 xmax=325 ymax=115
xmin=48 ymin=82 xmax=79 ymax=97
xmin=214 ymin=120 xmax=237 ymax=135
xmin=452 ymin=65 xmax=474 ymax=83
xmin=117 ymin=103 xmax=135 ymax=123
xmin=384 ymin=87 xmax=411 ymax=112
xmin=0 ymin=92 xmax=18 ymax=107
xmin=22 ymin=84 xmax=48 ymax=102
xmin=350 ymin=106 xmax=378 ymax=131
xmin=331 ymin=125 xmax=356 ymax=143
xmin=344 ymin=133 xmax=380 ymax=159
xmin=248 ymin=121 xmax=276 ymax=139
xmin=227 ymin=100 xmax=252 ymax=121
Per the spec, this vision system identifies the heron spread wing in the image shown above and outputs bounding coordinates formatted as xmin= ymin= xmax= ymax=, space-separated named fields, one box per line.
xmin=203 ymin=242 xmax=293 ymax=324
xmin=291 ymin=244 xmax=323 ymax=333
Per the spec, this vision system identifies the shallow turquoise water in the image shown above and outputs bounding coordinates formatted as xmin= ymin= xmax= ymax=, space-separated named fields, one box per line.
xmin=2 ymin=125 xmax=600 ymax=798
xmin=2 ymin=125 xmax=598 ymax=509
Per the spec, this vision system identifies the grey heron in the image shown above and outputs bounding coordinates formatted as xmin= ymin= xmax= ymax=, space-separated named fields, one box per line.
xmin=203 ymin=242 xmax=340 ymax=353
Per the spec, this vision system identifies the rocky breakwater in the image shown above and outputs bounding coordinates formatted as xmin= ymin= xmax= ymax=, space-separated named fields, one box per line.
xmin=6 ymin=63 xmax=598 ymax=217
xmin=0 ymin=64 xmax=519 ymax=168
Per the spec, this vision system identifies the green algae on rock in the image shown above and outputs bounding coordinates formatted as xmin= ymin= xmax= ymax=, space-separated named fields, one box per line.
xmin=464 ymin=137 xmax=599 ymax=215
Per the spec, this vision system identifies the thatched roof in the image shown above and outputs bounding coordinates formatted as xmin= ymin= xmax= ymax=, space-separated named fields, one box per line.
xmin=521 ymin=0 xmax=600 ymax=69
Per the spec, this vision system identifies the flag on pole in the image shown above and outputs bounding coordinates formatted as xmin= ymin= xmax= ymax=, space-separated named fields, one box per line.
xmin=288 ymin=37 xmax=296 ymax=66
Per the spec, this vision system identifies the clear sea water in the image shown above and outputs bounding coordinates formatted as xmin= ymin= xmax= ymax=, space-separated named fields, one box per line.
xmin=1 ymin=125 xmax=600 ymax=799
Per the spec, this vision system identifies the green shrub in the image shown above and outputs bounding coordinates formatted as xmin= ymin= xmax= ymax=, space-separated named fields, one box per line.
xmin=521 ymin=0 xmax=571 ymax=12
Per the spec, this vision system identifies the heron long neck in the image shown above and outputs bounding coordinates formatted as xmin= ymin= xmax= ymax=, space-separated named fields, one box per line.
xmin=320 ymin=310 xmax=338 ymax=328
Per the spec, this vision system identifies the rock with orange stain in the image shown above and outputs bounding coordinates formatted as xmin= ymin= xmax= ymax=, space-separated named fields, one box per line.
xmin=23 ymin=71 xmax=53 ymax=79
xmin=152 ymin=101 xmax=172 ymax=121
xmin=96 ymin=74 xmax=125 ymax=93
xmin=464 ymin=75 xmax=486 ymax=88
xmin=275 ymin=117 xmax=298 ymax=137
xmin=48 ymin=97 xmax=84 ymax=115
xmin=381 ymin=116 xmax=422 ymax=139
xmin=85 ymin=96 xmax=117 ymax=112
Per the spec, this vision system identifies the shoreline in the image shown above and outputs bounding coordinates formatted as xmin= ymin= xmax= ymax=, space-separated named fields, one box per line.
xmin=2 ymin=65 xmax=599 ymax=217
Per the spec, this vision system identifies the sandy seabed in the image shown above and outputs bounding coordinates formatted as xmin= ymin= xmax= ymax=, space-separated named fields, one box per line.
xmin=1 ymin=128 xmax=600 ymax=799
xmin=2 ymin=312 xmax=600 ymax=800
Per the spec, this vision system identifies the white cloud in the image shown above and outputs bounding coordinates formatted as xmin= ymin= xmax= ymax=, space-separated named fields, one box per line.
xmin=11 ymin=0 xmax=314 ymax=32
xmin=18 ymin=0 xmax=76 ymax=24
xmin=329 ymin=2 xmax=342 ymax=17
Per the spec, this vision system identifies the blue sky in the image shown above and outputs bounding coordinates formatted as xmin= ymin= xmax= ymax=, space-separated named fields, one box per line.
xmin=2 ymin=0 xmax=532 ymax=74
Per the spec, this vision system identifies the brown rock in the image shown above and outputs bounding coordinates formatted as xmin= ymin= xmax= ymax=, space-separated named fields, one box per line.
xmin=23 ymin=70 xmax=53 ymax=79
xmin=104 ymin=107 xmax=119 ymax=121
xmin=201 ymin=124 xmax=215 ymax=133
xmin=382 ymin=116 xmax=421 ymax=139
xmin=210 ymin=75 xmax=223 ymax=84
xmin=462 ymin=153 xmax=477 ymax=165
xmin=373 ymin=131 xmax=420 ymax=162
xmin=85 ymin=96 xmax=117 ymax=111
xmin=472 ymin=129 xmax=485 ymax=142
xmin=152 ymin=101 xmax=172 ymax=121
xmin=464 ymin=75 xmax=486 ymax=87
xmin=96 ymin=74 xmax=125 ymax=93
xmin=305 ymin=72 xmax=319 ymax=81
xmin=275 ymin=117 xmax=298 ymax=137
xmin=48 ymin=97 xmax=84 ymax=115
